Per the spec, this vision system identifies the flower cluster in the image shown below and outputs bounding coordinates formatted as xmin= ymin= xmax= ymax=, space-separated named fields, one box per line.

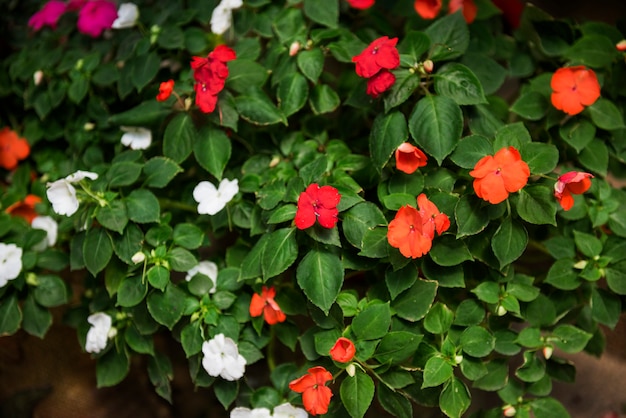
xmin=191 ymin=45 xmax=237 ymax=113
xmin=0 ymin=127 xmax=30 ymax=171
xmin=550 ymin=66 xmax=601 ymax=116
xmin=289 ymin=367 xmax=333 ymax=416
xmin=202 ymin=333 xmax=246 ymax=381
xmin=352 ymin=36 xmax=400 ymax=98
xmin=294 ymin=184 xmax=341 ymax=229
xmin=46 ymin=170 xmax=99 ymax=216
xmin=470 ymin=147 xmax=530 ymax=205
xmin=554 ymin=171 xmax=594 ymax=211
xmin=249 ymin=286 xmax=287 ymax=325
xmin=230 ymin=403 xmax=308 ymax=418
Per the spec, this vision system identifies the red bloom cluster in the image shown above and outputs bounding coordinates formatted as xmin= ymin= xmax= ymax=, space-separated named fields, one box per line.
xmin=289 ymin=366 xmax=333 ymax=416
xmin=330 ymin=337 xmax=356 ymax=363
xmin=156 ymin=80 xmax=175 ymax=102
xmin=352 ymin=36 xmax=400 ymax=98
xmin=550 ymin=66 xmax=601 ymax=116
xmin=469 ymin=146 xmax=530 ymax=204
xmin=414 ymin=0 xmax=477 ymax=23
xmin=347 ymin=0 xmax=375 ymax=9
xmin=554 ymin=171 xmax=593 ymax=211
xmin=387 ymin=194 xmax=449 ymax=259
xmin=294 ymin=184 xmax=341 ymax=230
xmin=0 ymin=127 xmax=30 ymax=171
xmin=249 ymin=286 xmax=286 ymax=325
xmin=395 ymin=142 xmax=428 ymax=174
xmin=28 ymin=0 xmax=117 ymax=38
xmin=191 ymin=45 xmax=236 ymax=113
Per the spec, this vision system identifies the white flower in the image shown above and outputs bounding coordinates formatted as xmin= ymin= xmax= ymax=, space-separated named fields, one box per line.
xmin=85 ymin=312 xmax=113 ymax=354
xmin=273 ymin=403 xmax=309 ymax=418
xmin=185 ymin=260 xmax=218 ymax=293
xmin=193 ymin=178 xmax=239 ymax=215
xmin=31 ymin=216 xmax=58 ymax=251
xmin=112 ymin=3 xmax=139 ymax=29
xmin=231 ymin=407 xmax=272 ymax=418
xmin=46 ymin=171 xmax=98 ymax=216
xmin=210 ymin=0 xmax=243 ymax=35
xmin=0 ymin=243 xmax=23 ymax=288
xmin=202 ymin=333 xmax=246 ymax=381
xmin=120 ymin=126 xmax=152 ymax=150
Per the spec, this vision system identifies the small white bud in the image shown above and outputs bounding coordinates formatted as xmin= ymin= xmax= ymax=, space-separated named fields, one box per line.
xmin=84 ymin=122 xmax=95 ymax=131
xmin=107 ymin=327 xmax=118 ymax=339
xmin=33 ymin=70 xmax=44 ymax=86
xmin=454 ymin=354 xmax=464 ymax=365
xmin=542 ymin=346 xmax=553 ymax=360
xmin=132 ymin=251 xmax=146 ymax=264
xmin=423 ymin=59 xmax=434 ymax=73
xmin=346 ymin=363 xmax=356 ymax=377
xmin=289 ymin=41 xmax=301 ymax=56
xmin=503 ymin=405 xmax=516 ymax=417
xmin=496 ymin=305 xmax=507 ymax=316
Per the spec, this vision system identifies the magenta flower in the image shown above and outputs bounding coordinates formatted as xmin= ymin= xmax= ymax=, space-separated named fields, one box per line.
xmin=77 ymin=0 xmax=118 ymax=38
xmin=28 ymin=0 xmax=67 ymax=31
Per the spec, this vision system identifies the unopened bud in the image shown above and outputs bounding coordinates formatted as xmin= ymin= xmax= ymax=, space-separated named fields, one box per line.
xmin=269 ymin=155 xmax=281 ymax=168
xmin=289 ymin=41 xmax=301 ymax=56
xmin=84 ymin=122 xmax=95 ymax=131
xmin=573 ymin=260 xmax=587 ymax=270
xmin=346 ymin=363 xmax=356 ymax=377
xmin=107 ymin=327 xmax=118 ymax=339
xmin=75 ymin=58 xmax=84 ymax=70
xmin=503 ymin=405 xmax=516 ymax=417
xmin=150 ymin=24 xmax=161 ymax=44
xmin=496 ymin=305 xmax=507 ymax=316
xmin=33 ymin=70 xmax=44 ymax=86
xmin=617 ymin=39 xmax=626 ymax=52
xmin=454 ymin=354 xmax=464 ymax=365
xmin=26 ymin=273 xmax=39 ymax=286
xmin=423 ymin=59 xmax=434 ymax=73
xmin=542 ymin=345 xmax=553 ymax=360
xmin=132 ymin=251 xmax=146 ymax=264
xmin=184 ymin=97 xmax=193 ymax=111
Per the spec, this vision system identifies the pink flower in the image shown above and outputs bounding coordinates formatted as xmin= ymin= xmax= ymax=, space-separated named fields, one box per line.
xmin=77 ymin=0 xmax=118 ymax=38
xmin=28 ymin=0 xmax=67 ymax=31
xmin=554 ymin=171 xmax=593 ymax=211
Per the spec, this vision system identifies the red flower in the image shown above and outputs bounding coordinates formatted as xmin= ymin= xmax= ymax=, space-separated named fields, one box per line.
xmin=395 ymin=142 xmax=428 ymax=174
xmin=289 ymin=366 xmax=333 ymax=416
xmin=492 ymin=0 xmax=524 ymax=29
xmin=5 ymin=195 xmax=42 ymax=224
xmin=0 ymin=127 xmax=30 ymax=171
xmin=417 ymin=193 xmax=450 ymax=239
xmin=387 ymin=205 xmax=432 ymax=259
xmin=28 ymin=0 xmax=67 ymax=31
xmin=249 ymin=286 xmax=287 ymax=325
xmin=352 ymin=36 xmax=400 ymax=79
xmin=330 ymin=337 xmax=356 ymax=363
xmin=469 ymin=146 xmax=530 ymax=204
xmin=347 ymin=0 xmax=375 ymax=9
xmin=414 ymin=0 xmax=442 ymax=19
xmin=617 ymin=40 xmax=626 ymax=52
xmin=550 ymin=66 xmax=601 ymax=116
xmin=157 ymin=80 xmax=175 ymax=102
xmin=554 ymin=171 xmax=593 ymax=211
xmin=294 ymin=184 xmax=341 ymax=230
xmin=191 ymin=45 xmax=236 ymax=113
xmin=448 ymin=0 xmax=477 ymax=23
xmin=366 ymin=69 xmax=396 ymax=98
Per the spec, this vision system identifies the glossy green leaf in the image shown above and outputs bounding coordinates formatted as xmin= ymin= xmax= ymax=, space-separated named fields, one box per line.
xmin=22 ymin=294 xmax=52 ymax=338
xmin=309 ymin=84 xmax=340 ymax=114
xmin=392 ymin=279 xmax=438 ymax=321
xmin=423 ymin=356 xmax=453 ymax=388
xmin=439 ymin=378 xmax=470 ymax=418
xmin=296 ymin=248 xmax=343 ymax=314
xmin=143 ymin=157 xmax=182 ymax=188
xmin=303 ymin=0 xmax=338 ymax=28
xmin=587 ymin=98 xmax=625 ymax=131
xmin=516 ymin=186 xmax=557 ymax=226
xmin=278 ymin=72 xmax=309 ymax=116
xmin=341 ymin=371 xmax=375 ymax=418
xmin=434 ymin=63 xmax=487 ymax=105
xmin=352 ymin=302 xmax=391 ymax=340
xmin=194 ymin=127 xmax=232 ymax=180
xmin=262 ymin=228 xmax=298 ymax=280
xmin=163 ymin=113 xmax=196 ymax=164
xmin=424 ymin=12 xmax=469 ymax=61
xmin=297 ymin=48 xmax=324 ymax=82
xmin=96 ymin=349 xmax=129 ymax=388
xmin=147 ymin=284 xmax=187 ymax=329
xmin=84 ymin=228 xmax=113 ymax=276
xmin=235 ymin=88 xmax=287 ymax=126
xmin=492 ymin=218 xmax=528 ymax=268
xmin=125 ymin=189 xmax=160 ymax=224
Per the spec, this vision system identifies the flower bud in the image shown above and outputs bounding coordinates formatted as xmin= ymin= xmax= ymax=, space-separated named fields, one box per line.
xmin=84 ymin=122 xmax=95 ymax=131
xmin=107 ymin=327 xmax=118 ymax=339
xmin=496 ymin=305 xmax=507 ymax=316
xmin=423 ymin=59 xmax=434 ymax=73
xmin=503 ymin=405 xmax=516 ymax=417
xmin=454 ymin=354 xmax=464 ymax=365
xmin=289 ymin=41 xmax=301 ymax=56
xmin=542 ymin=345 xmax=553 ymax=360
xmin=33 ymin=70 xmax=44 ymax=86
xmin=346 ymin=363 xmax=356 ymax=377
xmin=132 ymin=251 xmax=146 ymax=264
xmin=617 ymin=39 xmax=626 ymax=52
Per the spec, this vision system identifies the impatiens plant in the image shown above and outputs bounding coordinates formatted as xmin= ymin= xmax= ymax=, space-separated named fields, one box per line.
xmin=2 ymin=0 xmax=626 ymax=417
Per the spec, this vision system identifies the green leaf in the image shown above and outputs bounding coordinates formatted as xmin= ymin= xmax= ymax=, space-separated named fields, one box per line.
xmin=84 ymin=228 xmax=113 ymax=276
xmin=163 ymin=113 xmax=196 ymax=164
xmin=453 ymin=299 xmax=485 ymax=326
xmin=587 ymin=98 xmax=625 ymax=131
xmin=423 ymin=356 xmax=453 ymax=388
xmin=125 ymin=324 xmax=154 ymax=355
xmin=235 ymin=88 xmax=286 ymax=126
xmin=278 ymin=72 xmax=309 ymax=116
xmin=531 ymin=397 xmax=571 ymax=418
xmin=168 ymin=247 xmax=198 ymax=272
xmin=559 ymin=119 xmax=596 ymax=153
xmin=510 ymin=91 xmax=548 ymax=121
xmin=22 ymin=294 xmax=52 ymax=338
xmin=109 ymin=101 xmax=171 ymax=126
xmin=516 ymin=351 xmax=546 ymax=383
xmin=520 ymin=142 xmax=559 ymax=175
xmin=439 ymin=378 xmax=470 ymax=418
xmin=297 ymin=48 xmax=324 ymax=82
xmin=409 ymin=95 xmax=463 ymax=165
xmin=173 ymin=223 xmax=204 ymax=250
xmin=117 ymin=276 xmax=148 ymax=307
xmin=378 ymin=384 xmax=413 ymax=418
xmin=383 ymin=70 xmax=421 ymax=112
xmin=424 ymin=12 xmax=469 ymax=61
xmin=516 ymin=186 xmax=557 ymax=226
xmin=343 ymin=202 xmax=388 ymax=250
xmin=573 ymin=230 xmax=602 ymax=257
xmin=492 ymin=218 xmax=528 ymax=268
xmin=309 ymin=84 xmax=340 ymax=115
xmin=107 ymin=161 xmax=142 ymax=188
xmin=181 ymin=321 xmax=204 ymax=357
xmin=552 ymin=325 xmax=592 ymax=353
xmin=352 ymin=302 xmax=391 ymax=340
xmin=455 ymin=195 xmax=490 ymax=237
xmin=385 ymin=264 xmax=418 ymax=299
xmin=471 ymin=282 xmax=500 ymax=304
xmin=341 ymin=371 xmax=375 ymax=418
xmin=545 ymin=259 xmax=581 ymax=290
xmin=606 ymin=263 xmax=626 ymax=294
xmin=424 ymin=302 xmax=454 ymax=334
xmin=564 ymin=34 xmax=617 ymax=68
xmin=460 ymin=52 xmax=506 ymax=95
xmin=193 ymin=127 xmax=232 ymax=180
xmin=358 ymin=227 xmax=390 ymax=258
xmin=429 ymin=235 xmax=473 ymax=266
xmin=215 ymin=380 xmax=239 ymax=410
xmin=125 ymin=189 xmax=160 ymax=223
xmin=369 ymin=111 xmax=408 ymax=172
xmin=147 ymin=284 xmax=187 ymax=329
xmin=148 ymin=351 xmax=173 ymax=402
xmin=303 ymin=0 xmax=338 ymax=28
xmin=590 ymin=288 xmax=621 ymax=329
xmin=434 ymin=63 xmax=487 ymax=105
xmin=0 ymin=294 xmax=22 ymax=335
xmin=579 ymin=139 xmax=608 ymax=176
xmin=460 ymin=326 xmax=495 ymax=357
xmin=33 ymin=275 xmax=68 ymax=307
xmin=226 ymin=59 xmax=269 ymax=93
xmin=68 ymin=75 xmax=88 ymax=104
xmin=296 ymin=248 xmax=344 ymax=314
xmin=97 ymin=201 xmax=128 ymax=234
xmin=449 ymin=134 xmax=493 ymax=169
xmin=392 ymin=279 xmax=438 ymax=321
xmin=143 ymin=157 xmax=182 ymax=188
xmin=472 ymin=359 xmax=508 ymax=391
xmin=147 ymin=265 xmax=169 ymax=291
xmin=96 ymin=349 xmax=129 ymax=387
xmin=131 ymin=51 xmax=160 ymax=91
xmin=398 ymin=30 xmax=430 ymax=61
xmin=262 ymin=228 xmax=298 ymax=280
xmin=374 ymin=331 xmax=423 ymax=365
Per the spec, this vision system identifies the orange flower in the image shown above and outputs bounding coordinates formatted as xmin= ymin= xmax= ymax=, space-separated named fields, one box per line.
xmin=554 ymin=171 xmax=593 ymax=211
xmin=329 ymin=337 xmax=356 ymax=363
xmin=156 ymin=79 xmax=174 ymax=101
xmin=469 ymin=146 xmax=530 ymax=204
xmin=395 ymin=142 xmax=428 ymax=174
xmin=0 ymin=127 xmax=30 ymax=170
xmin=289 ymin=366 xmax=333 ymax=416
xmin=550 ymin=66 xmax=601 ymax=116
xmin=414 ymin=0 xmax=442 ymax=19
xmin=387 ymin=205 xmax=432 ymax=259
xmin=5 ymin=194 xmax=42 ymax=224
xmin=417 ymin=193 xmax=450 ymax=239
xmin=249 ymin=286 xmax=286 ymax=325
xmin=617 ymin=40 xmax=626 ymax=52
xmin=448 ymin=0 xmax=477 ymax=23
